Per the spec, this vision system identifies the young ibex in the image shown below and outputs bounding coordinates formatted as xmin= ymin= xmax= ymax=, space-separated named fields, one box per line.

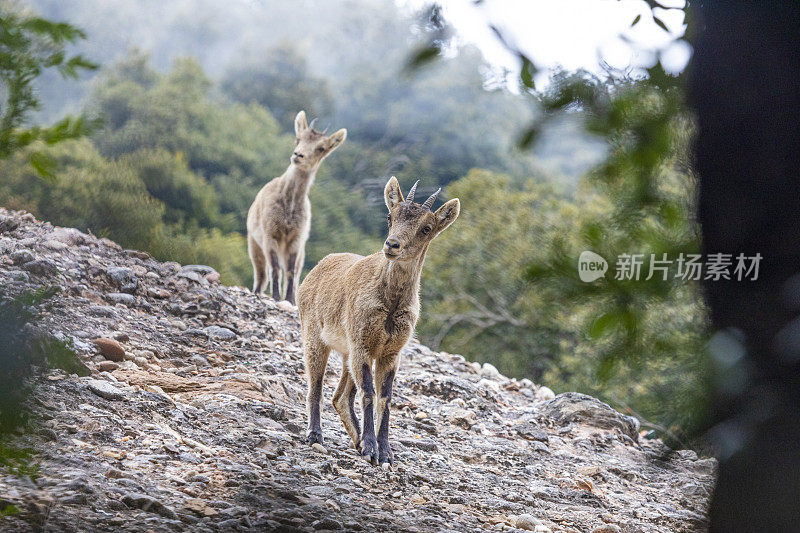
xmin=297 ymin=177 xmax=460 ymax=466
xmin=247 ymin=110 xmax=346 ymax=304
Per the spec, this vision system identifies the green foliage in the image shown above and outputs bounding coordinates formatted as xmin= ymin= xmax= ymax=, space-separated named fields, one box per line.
xmin=0 ymin=285 xmax=86 ymax=479
xmin=0 ymin=7 xmax=97 ymax=175
xmin=524 ymin=74 xmax=709 ymax=442
xmin=419 ymin=169 xmax=578 ymax=377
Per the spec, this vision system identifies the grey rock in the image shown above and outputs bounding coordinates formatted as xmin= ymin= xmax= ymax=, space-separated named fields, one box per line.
xmin=22 ymin=258 xmax=58 ymax=276
xmin=204 ymin=325 xmax=236 ymax=340
xmin=10 ymin=249 xmax=34 ymax=265
xmin=106 ymin=266 xmax=134 ymax=285
xmin=106 ymin=292 xmax=136 ymax=306
xmin=0 ymin=214 xmax=20 ymax=233
xmin=121 ymin=493 xmax=178 ymax=520
xmin=88 ymin=305 xmax=117 ymax=318
xmin=313 ymin=517 xmax=343 ymax=530
xmin=87 ymin=379 xmax=125 ymax=401
xmin=537 ymin=392 xmax=640 ymax=441
xmin=7 ymin=270 xmax=30 ymax=282
xmin=181 ymin=264 xmax=218 ymax=276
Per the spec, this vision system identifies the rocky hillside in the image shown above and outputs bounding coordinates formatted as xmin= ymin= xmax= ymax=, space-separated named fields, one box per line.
xmin=0 ymin=208 xmax=715 ymax=532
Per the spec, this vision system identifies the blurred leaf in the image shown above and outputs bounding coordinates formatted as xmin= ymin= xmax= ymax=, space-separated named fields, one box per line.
xmin=405 ymin=43 xmax=440 ymax=72
xmin=520 ymin=55 xmax=537 ymax=90
xmin=517 ymin=124 xmax=540 ymax=149
xmin=28 ymin=150 xmax=57 ymax=180
xmin=631 ymin=14 xmax=642 ymax=27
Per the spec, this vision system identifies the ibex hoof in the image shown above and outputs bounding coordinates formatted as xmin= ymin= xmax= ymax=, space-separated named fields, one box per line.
xmin=307 ymin=430 xmax=324 ymax=446
xmin=360 ymin=438 xmax=378 ymax=465
xmin=378 ymin=446 xmax=393 ymax=467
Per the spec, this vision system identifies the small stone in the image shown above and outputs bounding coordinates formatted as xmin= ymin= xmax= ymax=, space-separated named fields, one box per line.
xmin=10 ymin=249 xmax=34 ymax=265
xmin=43 ymin=240 xmax=68 ymax=250
xmin=22 ymin=258 xmax=58 ymax=276
xmin=96 ymin=361 xmax=119 ymax=372
xmin=204 ymin=325 xmax=236 ymax=340
xmin=535 ymin=386 xmax=556 ymax=401
xmin=578 ymin=465 xmax=602 ymax=477
xmin=448 ymin=408 xmax=477 ymax=429
xmin=480 ymin=362 xmax=502 ymax=380
xmin=591 ymin=526 xmax=621 ymax=533
xmin=311 ymin=443 xmax=327 ymax=454
xmin=87 ymin=379 xmax=125 ymax=401
xmin=148 ymin=287 xmax=170 ymax=299
xmin=93 ymin=338 xmax=125 ymax=361
xmin=478 ymin=378 xmax=501 ymax=394
xmin=414 ymin=411 xmax=428 ymax=421
xmin=277 ymin=300 xmax=296 ymax=313
xmin=106 ymin=293 xmax=136 ymax=306
xmin=0 ymin=215 xmax=20 ymax=233
xmin=534 ymin=527 xmax=552 ymax=533
xmin=106 ymin=266 xmax=133 ymax=285
xmin=514 ymin=513 xmax=542 ymax=530
xmin=121 ymin=493 xmax=178 ymax=520
xmin=313 ymin=518 xmax=342 ymax=530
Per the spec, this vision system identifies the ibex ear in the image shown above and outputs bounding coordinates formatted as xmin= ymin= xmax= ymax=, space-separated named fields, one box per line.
xmin=384 ymin=176 xmax=404 ymax=210
xmin=325 ymin=129 xmax=347 ymax=152
xmin=294 ymin=110 xmax=308 ymax=136
xmin=434 ymin=198 xmax=460 ymax=234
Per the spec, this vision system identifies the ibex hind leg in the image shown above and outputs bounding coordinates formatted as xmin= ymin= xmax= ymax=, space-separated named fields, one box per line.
xmin=248 ymin=236 xmax=267 ymax=294
xmin=303 ymin=334 xmax=330 ymax=445
xmin=332 ymin=357 xmax=361 ymax=449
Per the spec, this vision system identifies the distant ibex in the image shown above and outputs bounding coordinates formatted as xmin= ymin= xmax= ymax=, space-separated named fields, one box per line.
xmin=247 ymin=110 xmax=346 ymax=304
xmin=297 ymin=177 xmax=460 ymax=466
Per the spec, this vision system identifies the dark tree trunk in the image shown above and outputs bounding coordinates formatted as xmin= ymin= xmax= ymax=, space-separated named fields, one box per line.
xmin=690 ymin=2 xmax=800 ymax=531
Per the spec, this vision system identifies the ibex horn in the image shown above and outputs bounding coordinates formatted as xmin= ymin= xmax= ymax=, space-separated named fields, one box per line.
xmin=422 ymin=188 xmax=441 ymax=209
xmin=406 ymin=180 xmax=420 ymax=203
xmin=309 ymin=118 xmax=318 ymax=130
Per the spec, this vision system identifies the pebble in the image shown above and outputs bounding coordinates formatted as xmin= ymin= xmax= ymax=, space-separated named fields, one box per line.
xmin=514 ymin=514 xmax=543 ymax=531
xmin=86 ymin=379 xmax=125 ymax=401
xmin=480 ymin=362 xmax=502 ymax=380
xmin=93 ymin=338 xmax=126 ymax=361
xmin=121 ymin=493 xmax=178 ymax=520
xmin=535 ymin=386 xmax=556 ymax=401
xmin=591 ymin=526 xmax=621 ymax=533
xmin=204 ymin=325 xmax=236 ymax=340
xmin=106 ymin=293 xmax=136 ymax=306
xmin=96 ymin=361 xmax=120 ymax=372
xmin=22 ymin=258 xmax=58 ymax=276
xmin=10 ymin=249 xmax=34 ymax=264
xmin=311 ymin=443 xmax=327 ymax=454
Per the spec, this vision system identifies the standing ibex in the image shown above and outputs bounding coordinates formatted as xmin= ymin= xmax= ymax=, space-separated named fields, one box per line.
xmin=247 ymin=110 xmax=346 ymax=304
xmin=297 ymin=177 xmax=460 ymax=466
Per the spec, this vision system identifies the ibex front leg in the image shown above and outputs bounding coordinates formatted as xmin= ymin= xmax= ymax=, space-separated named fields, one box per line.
xmin=351 ymin=358 xmax=378 ymax=465
xmin=374 ymin=358 xmax=397 ymax=467
xmin=268 ymin=250 xmax=281 ymax=301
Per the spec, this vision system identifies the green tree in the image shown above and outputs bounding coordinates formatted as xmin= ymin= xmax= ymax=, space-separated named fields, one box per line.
xmin=0 ymin=7 xmax=96 ymax=175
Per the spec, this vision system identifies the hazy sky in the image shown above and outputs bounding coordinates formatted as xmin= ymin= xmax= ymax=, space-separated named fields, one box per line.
xmin=404 ymin=0 xmax=690 ymax=86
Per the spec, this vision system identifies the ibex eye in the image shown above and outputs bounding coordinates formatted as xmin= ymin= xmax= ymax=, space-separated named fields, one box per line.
xmin=422 ymin=226 xmax=431 ymax=235
xmin=316 ymin=147 xmax=324 ymax=153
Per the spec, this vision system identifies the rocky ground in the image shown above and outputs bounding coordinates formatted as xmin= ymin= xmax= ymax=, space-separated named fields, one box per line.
xmin=0 ymin=207 xmax=715 ymax=532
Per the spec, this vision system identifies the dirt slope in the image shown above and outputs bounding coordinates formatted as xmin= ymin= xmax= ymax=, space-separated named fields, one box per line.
xmin=0 ymin=208 xmax=715 ymax=532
